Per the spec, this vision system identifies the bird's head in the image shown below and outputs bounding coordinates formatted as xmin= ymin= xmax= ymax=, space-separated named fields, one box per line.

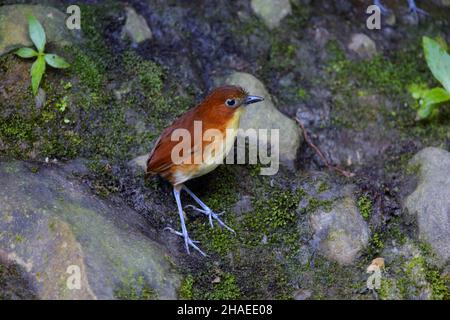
xmin=202 ymin=85 xmax=264 ymax=114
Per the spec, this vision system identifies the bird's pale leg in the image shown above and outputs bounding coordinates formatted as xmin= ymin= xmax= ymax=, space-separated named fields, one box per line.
xmin=164 ymin=186 xmax=206 ymax=256
xmin=182 ymin=186 xmax=236 ymax=234
xmin=374 ymin=0 xmax=389 ymax=14
xmin=407 ymin=0 xmax=428 ymax=16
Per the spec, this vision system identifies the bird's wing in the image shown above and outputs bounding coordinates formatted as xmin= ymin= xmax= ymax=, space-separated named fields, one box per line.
xmin=146 ymin=107 xmax=200 ymax=175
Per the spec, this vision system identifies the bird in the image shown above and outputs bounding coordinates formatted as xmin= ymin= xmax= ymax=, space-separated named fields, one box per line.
xmin=146 ymin=85 xmax=264 ymax=256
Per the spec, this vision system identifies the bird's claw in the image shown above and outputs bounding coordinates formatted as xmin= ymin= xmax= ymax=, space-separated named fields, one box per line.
xmin=407 ymin=0 xmax=428 ymax=16
xmin=184 ymin=204 xmax=207 ymax=213
xmin=374 ymin=0 xmax=390 ymax=14
xmin=164 ymin=227 xmax=206 ymax=256
xmin=185 ymin=205 xmax=235 ymax=234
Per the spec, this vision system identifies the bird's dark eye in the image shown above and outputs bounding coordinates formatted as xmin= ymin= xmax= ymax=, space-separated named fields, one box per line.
xmin=225 ymin=99 xmax=236 ymax=107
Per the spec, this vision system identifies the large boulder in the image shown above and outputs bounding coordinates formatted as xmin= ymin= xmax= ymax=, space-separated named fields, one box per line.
xmin=251 ymin=0 xmax=292 ymax=29
xmin=0 ymin=4 xmax=79 ymax=56
xmin=0 ymin=161 xmax=181 ymax=299
xmin=224 ymin=72 xmax=302 ymax=169
xmin=405 ymin=147 xmax=450 ymax=264
xmin=310 ymin=195 xmax=370 ymax=265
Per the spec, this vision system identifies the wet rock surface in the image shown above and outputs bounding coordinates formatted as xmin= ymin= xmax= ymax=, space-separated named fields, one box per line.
xmin=0 ymin=4 xmax=80 ymax=56
xmin=121 ymin=7 xmax=152 ymax=45
xmin=0 ymin=161 xmax=181 ymax=299
xmin=310 ymin=193 xmax=370 ymax=265
xmin=251 ymin=0 xmax=292 ymax=29
xmin=348 ymin=33 xmax=377 ymax=59
xmin=405 ymin=147 xmax=450 ymax=264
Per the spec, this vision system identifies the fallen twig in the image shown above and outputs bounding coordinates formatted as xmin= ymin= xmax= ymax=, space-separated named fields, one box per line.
xmin=295 ymin=116 xmax=355 ymax=178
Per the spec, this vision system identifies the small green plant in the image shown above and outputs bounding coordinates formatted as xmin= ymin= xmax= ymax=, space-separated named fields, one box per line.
xmin=409 ymin=36 xmax=450 ymax=120
xmin=357 ymin=194 xmax=372 ymax=220
xmin=15 ymin=15 xmax=70 ymax=95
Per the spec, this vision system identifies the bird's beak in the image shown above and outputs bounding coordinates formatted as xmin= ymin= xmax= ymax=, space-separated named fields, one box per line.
xmin=244 ymin=95 xmax=264 ymax=105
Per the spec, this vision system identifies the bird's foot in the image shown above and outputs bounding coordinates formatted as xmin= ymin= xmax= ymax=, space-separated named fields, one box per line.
xmin=407 ymin=0 xmax=428 ymax=17
xmin=185 ymin=205 xmax=236 ymax=234
xmin=164 ymin=227 xmax=206 ymax=256
xmin=374 ymin=0 xmax=390 ymax=14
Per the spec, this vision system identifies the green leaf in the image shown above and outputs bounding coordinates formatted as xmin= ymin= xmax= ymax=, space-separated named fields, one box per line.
xmin=416 ymin=87 xmax=450 ymax=120
xmin=408 ymin=83 xmax=429 ymax=100
xmin=31 ymin=56 xmax=46 ymax=96
xmin=15 ymin=47 xmax=38 ymax=58
xmin=423 ymin=36 xmax=450 ymax=93
xmin=44 ymin=54 xmax=70 ymax=69
xmin=28 ymin=15 xmax=46 ymax=53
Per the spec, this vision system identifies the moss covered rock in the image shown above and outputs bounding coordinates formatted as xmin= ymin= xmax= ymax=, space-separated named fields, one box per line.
xmin=310 ymin=193 xmax=370 ymax=265
xmin=405 ymin=147 xmax=450 ymax=265
xmin=0 ymin=161 xmax=181 ymax=299
xmin=0 ymin=4 xmax=80 ymax=56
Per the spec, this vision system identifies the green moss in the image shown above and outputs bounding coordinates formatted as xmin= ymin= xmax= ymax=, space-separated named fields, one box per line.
xmin=48 ymin=220 xmax=57 ymax=233
xmin=317 ymin=181 xmax=330 ymax=193
xmin=14 ymin=234 xmax=25 ymax=243
xmin=325 ymin=40 xmax=434 ymax=130
xmin=179 ymin=275 xmax=194 ymax=300
xmin=269 ymin=38 xmax=296 ymax=71
xmin=243 ymin=188 xmax=304 ymax=249
xmin=122 ymin=50 xmax=193 ymax=132
xmin=0 ymin=115 xmax=34 ymax=152
xmin=70 ymin=47 xmax=105 ymax=92
xmin=196 ymin=165 xmax=240 ymax=212
xmin=286 ymin=1 xmax=311 ymax=28
xmin=378 ymin=277 xmax=396 ymax=300
xmin=188 ymin=173 xmax=308 ymax=298
xmin=305 ymin=197 xmax=333 ymax=213
xmin=326 ymin=41 xmax=429 ymax=97
xmin=385 ymin=219 xmax=407 ymax=246
xmin=325 ymin=38 xmax=449 ymax=149
xmin=406 ymin=163 xmax=422 ymax=176
xmin=426 ymin=269 xmax=450 ymax=300
xmin=371 ymin=233 xmax=384 ymax=251
xmin=357 ymin=195 xmax=372 ymax=220
xmin=202 ymin=273 xmax=241 ymax=300
xmin=114 ymin=273 xmax=157 ymax=300
xmin=309 ymin=256 xmax=357 ymax=299
xmin=380 ymin=242 xmax=450 ymax=300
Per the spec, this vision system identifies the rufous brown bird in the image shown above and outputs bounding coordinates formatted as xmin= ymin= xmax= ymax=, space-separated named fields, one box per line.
xmin=146 ymin=85 xmax=264 ymax=256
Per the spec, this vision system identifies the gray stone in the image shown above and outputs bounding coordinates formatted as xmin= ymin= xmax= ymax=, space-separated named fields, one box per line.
xmin=432 ymin=0 xmax=450 ymax=6
xmin=313 ymin=27 xmax=330 ymax=48
xmin=224 ymin=72 xmax=302 ymax=169
xmin=128 ymin=154 xmax=149 ymax=172
xmin=0 ymin=161 xmax=181 ymax=299
xmin=0 ymin=5 xmax=79 ymax=56
xmin=121 ymin=7 xmax=152 ymax=45
xmin=347 ymin=33 xmax=377 ymax=59
xmin=293 ymin=288 xmax=312 ymax=300
xmin=251 ymin=0 xmax=292 ymax=29
xmin=405 ymin=147 xmax=450 ymax=264
xmin=233 ymin=196 xmax=253 ymax=216
xmin=310 ymin=196 xmax=370 ymax=265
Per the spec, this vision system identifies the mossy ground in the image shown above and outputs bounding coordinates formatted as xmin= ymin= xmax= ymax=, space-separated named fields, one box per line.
xmin=325 ymin=38 xmax=449 ymax=160
xmin=0 ymin=2 xmax=194 ymax=164
xmin=378 ymin=241 xmax=450 ymax=300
